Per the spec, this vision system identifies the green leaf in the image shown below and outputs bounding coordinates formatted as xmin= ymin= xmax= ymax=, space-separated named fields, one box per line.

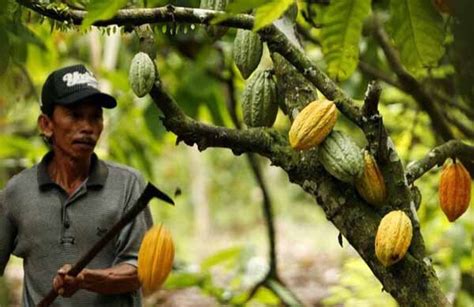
xmin=164 ymin=272 xmax=205 ymax=289
xmin=81 ymin=0 xmax=128 ymax=29
xmin=200 ymin=246 xmax=243 ymax=270
xmin=253 ymin=0 xmax=294 ymax=31
xmin=389 ymin=0 xmax=445 ymax=74
xmin=0 ymin=135 xmax=35 ymax=158
xmin=10 ymin=23 xmax=46 ymax=50
xmin=320 ymin=0 xmax=371 ymax=81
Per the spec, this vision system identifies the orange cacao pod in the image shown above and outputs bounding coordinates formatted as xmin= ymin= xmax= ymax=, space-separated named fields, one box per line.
xmin=375 ymin=210 xmax=413 ymax=267
xmin=355 ymin=151 xmax=387 ymax=206
xmin=288 ymin=98 xmax=338 ymax=150
xmin=439 ymin=161 xmax=471 ymax=222
xmin=138 ymin=224 xmax=175 ymax=295
xmin=433 ymin=0 xmax=454 ymax=15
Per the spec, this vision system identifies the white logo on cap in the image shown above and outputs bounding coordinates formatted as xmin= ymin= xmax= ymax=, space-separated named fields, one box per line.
xmin=62 ymin=71 xmax=98 ymax=88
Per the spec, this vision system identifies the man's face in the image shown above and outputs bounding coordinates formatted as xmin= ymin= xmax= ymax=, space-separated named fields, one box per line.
xmin=41 ymin=101 xmax=104 ymax=160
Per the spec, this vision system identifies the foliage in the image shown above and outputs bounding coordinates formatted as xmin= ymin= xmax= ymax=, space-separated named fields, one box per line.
xmin=319 ymin=0 xmax=371 ymax=81
xmin=389 ymin=0 xmax=445 ymax=75
xmin=0 ymin=0 xmax=473 ymax=305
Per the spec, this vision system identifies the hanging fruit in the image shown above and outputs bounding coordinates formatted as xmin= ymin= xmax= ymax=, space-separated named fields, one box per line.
xmin=355 ymin=150 xmax=387 ymax=207
xmin=375 ymin=210 xmax=413 ymax=267
xmin=242 ymin=69 xmax=278 ymax=127
xmin=137 ymin=224 xmax=175 ymax=295
xmin=233 ymin=29 xmax=263 ymax=79
xmin=318 ymin=130 xmax=364 ymax=183
xmin=129 ymin=52 xmax=156 ymax=98
xmin=289 ymin=99 xmax=338 ymax=150
xmin=439 ymin=160 xmax=471 ymax=222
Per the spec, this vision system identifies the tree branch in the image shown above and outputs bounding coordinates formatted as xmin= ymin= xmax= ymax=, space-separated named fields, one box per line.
xmin=358 ymin=60 xmax=474 ymax=124
xmin=17 ymin=0 xmax=362 ymax=125
xmin=213 ymin=61 xmax=280 ymax=288
xmin=358 ymin=60 xmax=401 ymax=89
xmin=445 ymin=113 xmax=474 ymax=139
xmin=371 ymin=15 xmax=455 ymax=142
xmin=406 ymin=140 xmax=474 ymax=184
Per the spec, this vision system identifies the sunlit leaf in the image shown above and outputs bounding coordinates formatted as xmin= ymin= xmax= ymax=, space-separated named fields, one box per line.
xmin=251 ymin=287 xmax=279 ymax=305
xmin=0 ymin=135 xmax=36 ymax=158
xmin=389 ymin=0 xmax=445 ymax=74
xmin=253 ymin=0 xmax=293 ymax=31
xmin=164 ymin=272 xmax=206 ymax=289
xmin=81 ymin=0 xmax=128 ymax=29
xmin=320 ymin=0 xmax=371 ymax=81
xmin=201 ymin=246 xmax=243 ymax=270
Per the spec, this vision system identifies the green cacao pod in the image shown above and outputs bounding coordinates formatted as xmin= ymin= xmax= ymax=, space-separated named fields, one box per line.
xmin=200 ymin=0 xmax=229 ymax=39
xmin=375 ymin=210 xmax=413 ymax=267
xmin=242 ymin=69 xmax=278 ymax=127
xmin=288 ymin=99 xmax=338 ymax=150
xmin=318 ymin=130 xmax=364 ymax=183
xmin=138 ymin=224 xmax=175 ymax=295
xmin=129 ymin=52 xmax=156 ymax=98
xmin=233 ymin=29 xmax=263 ymax=79
xmin=355 ymin=150 xmax=387 ymax=206
xmin=439 ymin=160 xmax=471 ymax=222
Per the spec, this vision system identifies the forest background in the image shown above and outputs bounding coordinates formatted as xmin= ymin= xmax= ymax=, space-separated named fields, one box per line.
xmin=0 ymin=0 xmax=473 ymax=306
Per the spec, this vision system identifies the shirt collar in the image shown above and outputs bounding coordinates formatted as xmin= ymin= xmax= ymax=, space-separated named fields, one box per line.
xmin=37 ymin=151 xmax=108 ymax=190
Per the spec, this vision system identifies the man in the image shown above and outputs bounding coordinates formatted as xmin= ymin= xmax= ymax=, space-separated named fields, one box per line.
xmin=0 ymin=64 xmax=152 ymax=306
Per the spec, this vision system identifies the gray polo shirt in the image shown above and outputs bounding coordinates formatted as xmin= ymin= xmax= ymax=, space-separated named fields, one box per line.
xmin=0 ymin=152 xmax=153 ymax=306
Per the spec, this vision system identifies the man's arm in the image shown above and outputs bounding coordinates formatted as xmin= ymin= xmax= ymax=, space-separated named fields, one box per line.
xmin=0 ymin=189 xmax=16 ymax=276
xmin=52 ymin=262 xmax=140 ymax=297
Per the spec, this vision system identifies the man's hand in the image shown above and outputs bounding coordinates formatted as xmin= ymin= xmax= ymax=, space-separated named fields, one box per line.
xmin=52 ymin=263 xmax=140 ymax=297
xmin=52 ymin=264 xmax=84 ymax=297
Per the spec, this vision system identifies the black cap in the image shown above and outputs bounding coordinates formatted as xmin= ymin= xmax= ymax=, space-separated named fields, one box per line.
xmin=40 ymin=64 xmax=117 ymax=115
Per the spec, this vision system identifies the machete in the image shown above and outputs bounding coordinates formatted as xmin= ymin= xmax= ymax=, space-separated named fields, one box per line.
xmin=37 ymin=182 xmax=174 ymax=307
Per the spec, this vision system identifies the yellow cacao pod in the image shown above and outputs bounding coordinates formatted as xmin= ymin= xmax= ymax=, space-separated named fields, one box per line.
xmin=138 ymin=224 xmax=175 ymax=295
xmin=355 ymin=151 xmax=387 ymax=206
xmin=288 ymin=99 xmax=338 ymax=150
xmin=375 ymin=210 xmax=413 ymax=267
xmin=439 ymin=161 xmax=471 ymax=222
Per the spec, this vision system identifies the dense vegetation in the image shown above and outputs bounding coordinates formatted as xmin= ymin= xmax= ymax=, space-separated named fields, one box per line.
xmin=1 ymin=0 xmax=472 ymax=305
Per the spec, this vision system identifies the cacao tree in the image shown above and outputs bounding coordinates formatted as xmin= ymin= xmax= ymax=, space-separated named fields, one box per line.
xmin=1 ymin=0 xmax=473 ymax=305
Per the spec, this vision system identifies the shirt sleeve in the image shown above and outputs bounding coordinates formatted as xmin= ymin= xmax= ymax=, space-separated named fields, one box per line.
xmin=0 ymin=189 xmax=16 ymax=276
xmin=113 ymin=174 xmax=153 ymax=267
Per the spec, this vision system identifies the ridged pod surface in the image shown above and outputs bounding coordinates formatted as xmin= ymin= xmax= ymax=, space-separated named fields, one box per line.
xmin=355 ymin=150 xmax=387 ymax=206
xmin=318 ymin=130 xmax=364 ymax=183
xmin=200 ymin=0 xmax=229 ymax=39
xmin=129 ymin=52 xmax=156 ymax=98
xmin=289 ymin=99 xmax=337 ymax=150
xmin=439 ymin=161 xmax=471 ymax=222
xmin=242 ymin=70 xmax=278 ymax=127
xmin=138 ymin=224 xmax=175 ymax=295
xmin=375 ymin=210 xmax=413 ymax=267
xmin=233 ymin=29 xmax=263 ymax=79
